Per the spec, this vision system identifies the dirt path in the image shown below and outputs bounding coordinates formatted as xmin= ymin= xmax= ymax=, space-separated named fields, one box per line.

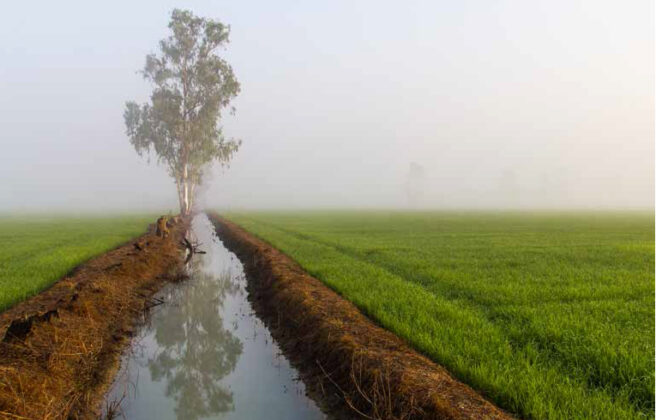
xmin=0 ymin=219 xmax=187 ymax=419
xmin=209 ymin=212 xmax=513 ymax=420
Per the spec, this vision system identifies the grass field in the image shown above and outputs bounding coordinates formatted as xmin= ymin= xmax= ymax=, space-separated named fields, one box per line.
xmin=0 ymin=214 xmax=155 ymax=311
xmin=224 ymin=211 xmax=654 ymax=420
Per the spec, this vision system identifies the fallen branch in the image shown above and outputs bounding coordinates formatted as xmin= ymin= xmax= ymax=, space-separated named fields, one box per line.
xmin=180 ymin=237 xmax=206 ymax=262
xmin=143 ymin=297 xmax=165 ymax=311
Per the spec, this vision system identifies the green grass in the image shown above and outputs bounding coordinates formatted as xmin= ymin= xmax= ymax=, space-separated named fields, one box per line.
xmin=0 ymin=214 xmax=155 ymax=311
xmin=223 ymin=210 xmax=654 ymax=420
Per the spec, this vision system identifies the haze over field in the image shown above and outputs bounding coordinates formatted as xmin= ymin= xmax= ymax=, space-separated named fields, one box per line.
xmin=1 ymin=0 xmax=653 ymax=211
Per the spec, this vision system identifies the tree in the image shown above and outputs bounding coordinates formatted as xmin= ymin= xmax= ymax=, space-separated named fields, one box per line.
xmin=124 ymin=9 xmax=241 ymax=215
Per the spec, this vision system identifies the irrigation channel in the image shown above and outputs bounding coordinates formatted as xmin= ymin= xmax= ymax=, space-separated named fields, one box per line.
xmin=104 ymin=214 xmax=328 ymax=419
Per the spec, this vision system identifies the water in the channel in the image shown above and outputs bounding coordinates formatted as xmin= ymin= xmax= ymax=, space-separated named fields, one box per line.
xmin=104 ymin=214 xmax=327 ymax=420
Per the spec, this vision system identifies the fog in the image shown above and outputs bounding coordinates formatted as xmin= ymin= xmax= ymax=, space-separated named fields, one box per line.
xmin=1 ymin=0 xmax=653 ymax=212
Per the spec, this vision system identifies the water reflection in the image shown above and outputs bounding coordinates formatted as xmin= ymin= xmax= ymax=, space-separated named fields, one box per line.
xmin=147 ymin=260 xmax=243 ymax=419
xmin=105 ymin=214 xmax=326 ymax=420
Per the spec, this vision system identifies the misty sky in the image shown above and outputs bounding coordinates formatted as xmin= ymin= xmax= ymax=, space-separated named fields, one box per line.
xmin=1 ymin=0 xmax=653 ymax=211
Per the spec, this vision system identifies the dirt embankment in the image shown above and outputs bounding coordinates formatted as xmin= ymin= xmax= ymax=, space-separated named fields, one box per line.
xmin=0 ymin=219 xmax=188 ymax=419
xmin=209 ymin=213 xmax=513 ymax=420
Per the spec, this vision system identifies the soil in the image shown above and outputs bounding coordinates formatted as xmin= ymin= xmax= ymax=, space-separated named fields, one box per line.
xmin=209 ymin=212 xmax=514 ymax=420
xmin=0 ymin=218 xmax=188 ymax=419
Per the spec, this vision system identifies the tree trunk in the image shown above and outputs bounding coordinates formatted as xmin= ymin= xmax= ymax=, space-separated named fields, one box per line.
xmin=175 ymin=178 xmax=184 ymax=215
xmin=182 ymin=164 xmax=190 ymax=215
xmin=189 ymin=181 xmax=196 ymax=214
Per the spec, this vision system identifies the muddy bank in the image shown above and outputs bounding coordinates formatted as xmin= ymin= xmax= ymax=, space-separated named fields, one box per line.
xmin=0 ymin=219 xmax=187 ymax=419
xmin=209 ymin=212 xmax=512 ymax=420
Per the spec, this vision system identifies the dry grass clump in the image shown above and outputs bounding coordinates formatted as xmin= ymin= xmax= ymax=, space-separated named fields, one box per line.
xmin=0 ymin=220 xmax=186 ymax=419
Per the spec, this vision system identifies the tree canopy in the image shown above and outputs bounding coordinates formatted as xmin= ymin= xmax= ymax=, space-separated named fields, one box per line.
xmin=125 ymin=9 xmax=240 ymax=215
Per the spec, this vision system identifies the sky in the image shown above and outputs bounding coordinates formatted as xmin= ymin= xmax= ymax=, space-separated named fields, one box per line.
xmin=1 ymin=0 xmax=654 ymax=212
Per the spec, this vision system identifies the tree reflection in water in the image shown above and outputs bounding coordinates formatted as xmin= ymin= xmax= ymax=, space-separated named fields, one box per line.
xmin=147 ymin=256 xmax=243 ymax=420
